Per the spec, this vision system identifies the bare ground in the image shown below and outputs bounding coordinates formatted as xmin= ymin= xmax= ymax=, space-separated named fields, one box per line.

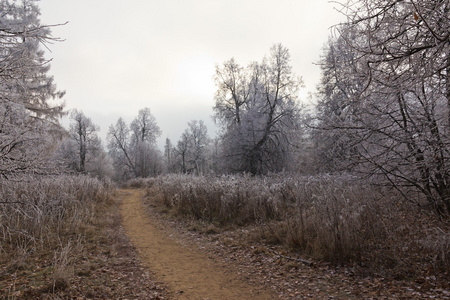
xmin=1 ymin=189 xmax=170 ymax=299
xmin=120 ymin=189 xmax=274 ymax=299
xmin=3 ymin=187 xmax=447 ymax=299
xmin=121 ymin=188 xmax=450 ymax=300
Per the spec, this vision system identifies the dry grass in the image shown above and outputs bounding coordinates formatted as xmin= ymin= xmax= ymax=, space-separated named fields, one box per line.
xmin=121 ymin=177 xmax=158 ymax=189
xmin=0 ymin=175 xmax=113 ymax=297
xmin=1 ymin=176 xmax=170 ymax=299
xmin=138 ymin=173 xmax=450 ymax=279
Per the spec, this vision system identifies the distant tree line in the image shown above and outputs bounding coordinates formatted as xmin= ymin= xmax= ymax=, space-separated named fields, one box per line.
xmin=1 ymin=0 xmax=448 ymax=216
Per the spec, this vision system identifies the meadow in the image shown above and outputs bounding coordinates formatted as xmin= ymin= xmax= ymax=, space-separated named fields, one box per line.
xmin=129 ymin=173 xmax=450 ymax=280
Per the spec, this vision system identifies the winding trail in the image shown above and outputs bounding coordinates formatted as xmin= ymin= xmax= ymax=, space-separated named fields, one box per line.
xmin=120 ymin=189 xmax=273 ymax=300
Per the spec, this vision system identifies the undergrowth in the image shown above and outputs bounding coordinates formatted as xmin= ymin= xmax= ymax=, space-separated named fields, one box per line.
xmin=136 ymin=174 xmax=450 ymax=279
xmin=0 ymin=175 xmax=115 ymax=297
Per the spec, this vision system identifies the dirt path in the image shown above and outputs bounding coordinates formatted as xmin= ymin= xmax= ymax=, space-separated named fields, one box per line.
xmin=120 ymin=189 xmax=273 ymax=300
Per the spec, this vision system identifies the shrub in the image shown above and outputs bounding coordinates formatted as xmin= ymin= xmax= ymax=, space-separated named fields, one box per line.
xmin=122 ymin=177 xmax=158 ymax=188
xmin=152 ymin=173 xmax=449 ymax=275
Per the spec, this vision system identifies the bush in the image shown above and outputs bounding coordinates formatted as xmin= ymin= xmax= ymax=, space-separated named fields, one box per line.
xmin=155 ymin=174 xmax=284 ymax=225
xmin=121 ymin=177 xmax=158 ymax=189
xmin=152 ymin=173 xmax=450 ymax=275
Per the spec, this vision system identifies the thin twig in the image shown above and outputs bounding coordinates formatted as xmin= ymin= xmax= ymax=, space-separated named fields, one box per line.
xmin=268 ymin=249 xmax=314 ymax=266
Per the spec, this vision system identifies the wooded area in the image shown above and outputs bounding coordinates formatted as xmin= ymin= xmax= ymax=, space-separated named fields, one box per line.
xmin=1 ymin=0 xmax=449 ymax=298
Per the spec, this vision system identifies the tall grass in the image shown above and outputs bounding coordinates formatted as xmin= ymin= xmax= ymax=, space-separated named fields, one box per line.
xmin=149 ymin=173 xmax=449 ymax=276
xmin=0 ymin=175 xmax=115 ymax=293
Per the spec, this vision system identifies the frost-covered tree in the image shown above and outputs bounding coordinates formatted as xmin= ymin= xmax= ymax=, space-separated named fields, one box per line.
xmin=0 ymin=0 xmax=65 ymax=179
xmin=68 ymin=110 xmax=100 ymax=173
xmin=316 ymin=0 xmax=450 ymax=215
xmin=187 ymin=120 xmax=209 ymax=175
xmin=175 ymin=131 xmax=190 ymax=174
xmin=314 ymin=27 xmax=365 ymax=171
xmin=164 ymin=138 xmax=177 ymax=173
xmin=55 ymin=110 xmax=113 ymax=178
xmin=173 ymin=120 xmax=209 ymax=174
xmin=214 ymin=58 xmax=250 ymax=126
xmin=130 ymin=107 xmax=161 ymax=145
xmin=214 ymin=44 xmax=303 ymax=174
xmin=0 ymin=0 xmax=64 ymax=119
xmin=129 ymin=107 xmax=162 ymax=177
xmin=0 ymin=103 xmax=59 ymax=178
xmin=107 ymin=117 xmax=133 ymax=179
xmin=107 ymin=108 xmax=162 ymax=180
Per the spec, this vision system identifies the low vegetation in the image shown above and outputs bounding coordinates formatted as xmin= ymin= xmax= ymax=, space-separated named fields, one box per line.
xmin=0 ymin=175 xmax=168 ymax=298
xmin=0 ymin=175 xmax=111 ymax=296
xmin=0 ymin=0 xmax=449 ymax=297
xmin=138 ymin=174 xmax=449 ymax=280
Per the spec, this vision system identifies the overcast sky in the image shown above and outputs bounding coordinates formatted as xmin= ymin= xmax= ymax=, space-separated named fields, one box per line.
xmin=39 ymin=0 xmax=345 ymax=149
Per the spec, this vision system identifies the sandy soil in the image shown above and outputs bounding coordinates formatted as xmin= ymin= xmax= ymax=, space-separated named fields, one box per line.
xmin=120 ymin=189 xmax=274 ymax=300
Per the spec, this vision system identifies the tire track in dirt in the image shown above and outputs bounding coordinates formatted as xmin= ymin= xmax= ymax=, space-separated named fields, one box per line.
xmin=120 ymin=189 xmax=273 ymax=300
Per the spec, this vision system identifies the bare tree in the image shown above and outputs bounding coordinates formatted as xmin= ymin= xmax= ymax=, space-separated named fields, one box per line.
xmin=130 ymin=107 xmax=161 ymax=145
xmin=164 ymin=138 xmax=177 ymax=173
xmin=188 ymin=120 xmax=209 ymax=175
xmin=176 ymin=131 xmax=190 ymax=174
xmin=316 ymin=0 xmax=450 ymax=215
xmin=69 ymin=110 xmax=100 ymax=173
xmin=314 ymin=28 xmax=365 ymax=171
xmin=108 ymin=117 xmax=132 ymax=179
xmin=173 ymin=120 xmax=210 ymax=175
xmin=130 ymin=108 xmax=162 ymax=177
xmin=107 ymin=108 xmax=162 ymax=180
xmin=55 ymin=110 xmax=113 ymax=178
xmin=214 ymin=44 xmax=303 ymax=174
xmin=213 ymin=58 xmax=250 ymax=126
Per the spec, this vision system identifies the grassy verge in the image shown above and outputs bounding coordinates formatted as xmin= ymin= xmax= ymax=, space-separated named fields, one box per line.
xmin=135 ymin=174 xmax=449 ymax=281
xmin=0 ymin=175 xmax=168 ymax=299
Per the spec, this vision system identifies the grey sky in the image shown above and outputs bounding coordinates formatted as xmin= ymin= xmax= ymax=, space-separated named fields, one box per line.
xmin=39 ymin=0 xmax=345 ymax=149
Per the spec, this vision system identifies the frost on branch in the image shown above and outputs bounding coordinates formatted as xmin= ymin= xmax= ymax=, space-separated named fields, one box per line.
xmin=107 ymin=108 xmax=163 ymax=180
xmin=214 ymin=44 xmax=304 ymax=175
xmin=315 ymin=0 xmax=450 ymax=215
xmin=0 ymin=0 xmax=65 ymax=179
xmin=0 ymin=102 xmax=59 ymax=178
